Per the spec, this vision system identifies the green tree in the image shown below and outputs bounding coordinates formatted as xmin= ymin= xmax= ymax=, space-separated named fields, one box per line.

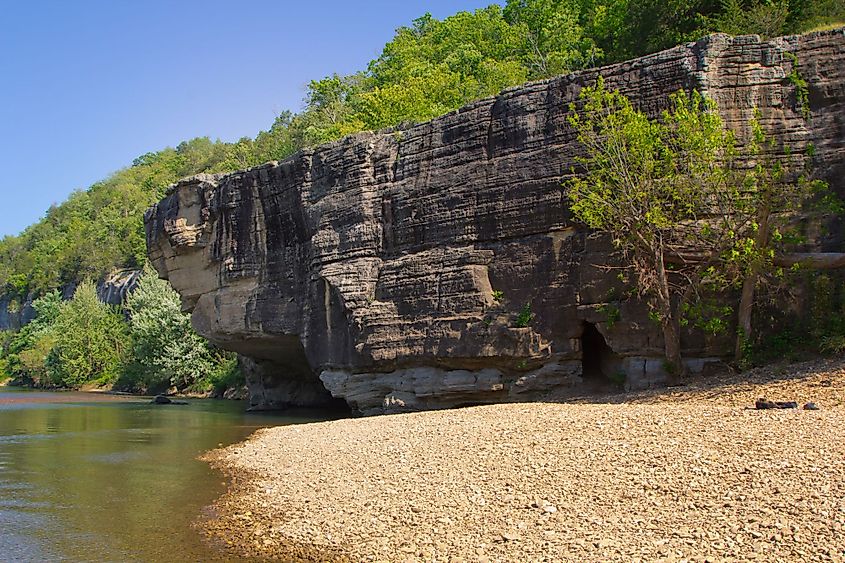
xmin=51 ymin=281 xmax=128 ymax=388
xmin=733 ymin=113 xmax=834 ymax=362
xmin=504 ymin=0 xmax=600 ymax=76
xmin=583 ymin=0 xmax=718 ymax=62
xmin=2 ymin=291 xmax=63 ymax=384
xmin=18 ymin=332 xmax=58 ymax=387
xmin=567 ymin=78 xmax=748 ymax=379
xmin=358 ymin=8 xmax=529 ymax=129
xmin=710 ymin=0 xmax=845 ymax=38
xmin=712 ymin=0 xmax=790 ymax=38
xmin=125 ymin=266 xmax=235 ymax=393
xmin=294 ymin=74 xmax=368 ymax=145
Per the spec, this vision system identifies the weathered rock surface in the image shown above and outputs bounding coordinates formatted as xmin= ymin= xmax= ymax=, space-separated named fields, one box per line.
xmin=146 ymin=30 xmax=845 ymax=414
xmin=97 ymin=268 xmax=142 ymax=306
xmin=0 ymin=294 xmax=33 ymax=331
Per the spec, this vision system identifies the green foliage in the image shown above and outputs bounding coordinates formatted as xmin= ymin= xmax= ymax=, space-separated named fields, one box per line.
xmin=597 ymin=303 xmax=621 ymax=328
xmin=567 ymin=78 xmax=745 ymax=292
xmin=648 ymin=310 xmax=662 ymax=325
xmin=680 ymin=299 xmax=733 ymax=334
xmin=808 ymin=274 xmax=845 ymax=346
xmin=123 ymin=266 xmax=238 ymax=394
xmin=566 ymin=79 xmax=762 ymax=374
xmin=492 ymin=289 xmax=505 ymax=302
xmin=747 ymin=326 xmax=804 ymax=364
xmin=49 ymin=281 xmax=128 ymax=388
xmin=358 ymin=8 xmax=530 ymax=130
xmin=820 ymin=335 xmax=845 ymax=355
xmin=741 ymin=271 xmax=845 ymax=364
xmin=708 ymin=0 xmax=845 ymax=40
xmin=295 ymin=75 xmax=368 ymax=145
xmin=514 ymin=303 xmax=535 ymax=327
xmin=124 ymin=266 xmax=190 ymax=391
xmin=0 ymin=330 xmax=13 ymax=380
xmin=503 ymin=0 xmax=600 ymax=76
xmin=568 ymin=78 xmax=831 ymax=371
xmin=200 ymin=355 xmax=244 ymax=396
xmin=734 ymin=112 xmax=833 ymax=359
xmin=591 ymin=0 xmax=717 ymax=62
xmin=567 ymin=78 xmax=740 ymax=236
xmin=2 ymin=268 xmax=241 ymax=393
xmin=785 ymin=52 xmax=811 ymax=119
xmin=1 ymin=291 xmax=63 ymax=383
xmin=712 ymin=0 xmax=791 ymax=38
xmin=17 ymin=331 xmax=57 ymax=387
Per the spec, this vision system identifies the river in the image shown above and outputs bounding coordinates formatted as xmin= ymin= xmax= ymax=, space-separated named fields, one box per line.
xmin=0 ymin=387 xmax=333 ymax=561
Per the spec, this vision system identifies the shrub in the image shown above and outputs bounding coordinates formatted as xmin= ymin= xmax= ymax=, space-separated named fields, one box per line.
xmin=50 ymin=281 xmax=128 ymax=388
xmin=515 ymin=303 xmax=534 ymax=328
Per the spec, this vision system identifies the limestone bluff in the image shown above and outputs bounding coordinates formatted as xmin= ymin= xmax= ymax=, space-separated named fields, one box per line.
xmin=145 ymin=31 xmax=845 ymax=415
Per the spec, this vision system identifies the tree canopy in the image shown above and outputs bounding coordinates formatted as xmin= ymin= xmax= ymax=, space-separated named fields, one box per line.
xmin=0 ymin=268 xmax=238 ymax=393
xmin=567 ymin=79 xmax=748 ymax=377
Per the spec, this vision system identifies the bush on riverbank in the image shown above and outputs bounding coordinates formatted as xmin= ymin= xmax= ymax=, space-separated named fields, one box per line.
xmin=0 ymin=269 xmax=243 ymax=395
xmin=120 ymin=265 xmax=238 ymax=394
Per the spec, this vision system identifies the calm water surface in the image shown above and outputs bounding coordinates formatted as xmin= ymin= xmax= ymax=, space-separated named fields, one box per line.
xmin=0 ymin=387 xmax=333 ymax=561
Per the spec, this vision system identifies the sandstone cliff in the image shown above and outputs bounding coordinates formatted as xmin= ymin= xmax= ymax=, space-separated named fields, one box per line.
xmin=146 ymin=31 xmax=845 ymax=414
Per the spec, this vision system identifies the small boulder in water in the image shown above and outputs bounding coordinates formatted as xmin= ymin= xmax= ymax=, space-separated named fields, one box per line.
xmin=150 ymin=395 xmax=189 ymax=405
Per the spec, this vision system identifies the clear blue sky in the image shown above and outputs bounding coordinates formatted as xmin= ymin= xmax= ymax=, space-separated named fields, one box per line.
xmin=0 ymin=0 xmax=498 ymax=238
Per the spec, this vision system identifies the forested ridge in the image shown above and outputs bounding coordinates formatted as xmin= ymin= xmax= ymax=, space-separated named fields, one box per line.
xmin=0 ymin=0 xmax=842 ymax=391
xmin=2 ymin=0 xmax=841 ymax=301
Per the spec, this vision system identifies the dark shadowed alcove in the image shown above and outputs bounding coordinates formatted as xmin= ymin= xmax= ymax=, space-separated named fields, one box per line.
xmin=581 ymin=322 xmax=622 ymax=386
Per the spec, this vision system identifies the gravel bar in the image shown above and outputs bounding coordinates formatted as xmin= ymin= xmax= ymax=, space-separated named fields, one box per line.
xmin=202 ymin=360 xmax=845 ymax=562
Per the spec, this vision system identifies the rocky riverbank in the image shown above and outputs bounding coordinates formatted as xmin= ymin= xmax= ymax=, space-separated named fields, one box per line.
xmin=201 ymin=359 xmax=845 ymax=562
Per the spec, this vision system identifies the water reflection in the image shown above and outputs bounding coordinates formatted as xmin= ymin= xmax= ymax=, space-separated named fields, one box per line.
xmin=0 ymin=389 xmax=332 ymax=561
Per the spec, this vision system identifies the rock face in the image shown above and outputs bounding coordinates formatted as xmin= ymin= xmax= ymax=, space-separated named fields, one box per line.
xmin=0 ymin=294 xmax=33 ymax=331
xmin=97 ymin=269 xmax=142 ymax=306
xmin=146 ymin=31 xmax=845 ymax=414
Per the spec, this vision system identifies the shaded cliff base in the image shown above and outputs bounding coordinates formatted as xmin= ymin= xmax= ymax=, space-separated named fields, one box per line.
xmin=200 ymin=358 xmax=845 ymax=562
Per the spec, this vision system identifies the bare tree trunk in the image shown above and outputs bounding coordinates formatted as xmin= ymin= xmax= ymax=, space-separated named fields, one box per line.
xmin=661 ymin=306 xmax=684 ymax=385
xmin=735 ymin=207 xmax=771 ymax=362
xmin=656 ymin=244 xmax=684 ymax=384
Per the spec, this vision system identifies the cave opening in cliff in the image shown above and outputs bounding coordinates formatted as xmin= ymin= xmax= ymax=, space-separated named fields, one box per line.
xmin=581 ymin=322 xmax=621 ymax=387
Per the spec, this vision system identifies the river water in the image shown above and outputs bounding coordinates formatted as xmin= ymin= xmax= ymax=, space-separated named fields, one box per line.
xmin=0 ymin=387 xmax=331 ymax=561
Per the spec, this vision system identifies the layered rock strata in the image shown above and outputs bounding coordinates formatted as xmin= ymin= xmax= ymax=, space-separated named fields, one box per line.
xmin=146 ymin=30 xmax=845 ymax=414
